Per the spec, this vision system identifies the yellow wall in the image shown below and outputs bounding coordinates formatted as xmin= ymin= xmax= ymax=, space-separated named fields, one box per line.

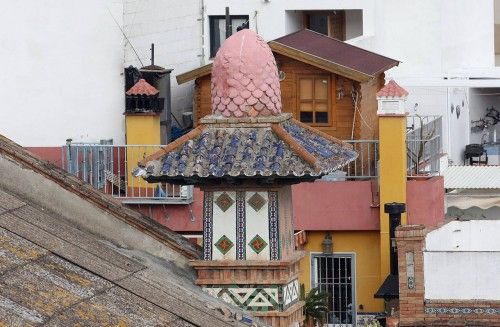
xmin=298 ymin=231 xmax=384 ymax=313
xmin=125 ymin=115 xmax=161 ymax=192
xmin=125 ymin=115 xmax=161 ymax=145
xmin=378 ymin=117 xmax=407 ymax=281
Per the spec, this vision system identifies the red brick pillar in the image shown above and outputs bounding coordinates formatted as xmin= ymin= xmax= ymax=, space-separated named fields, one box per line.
xmin=396 ymin=225 xmax=426 ymax=326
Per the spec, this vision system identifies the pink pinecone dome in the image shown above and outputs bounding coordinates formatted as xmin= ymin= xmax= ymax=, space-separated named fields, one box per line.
xmin=211 ymin=29 xmax=282 ymax=118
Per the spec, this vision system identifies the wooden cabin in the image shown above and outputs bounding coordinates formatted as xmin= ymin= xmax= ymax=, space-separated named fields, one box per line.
xmin=177 ymin=29 xmax=399 ymax=141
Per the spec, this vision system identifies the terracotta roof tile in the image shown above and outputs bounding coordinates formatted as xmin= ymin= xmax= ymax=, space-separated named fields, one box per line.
xmin=126 ymin=79 xmax=159 ymax=96
xmin=376 ymin=79 xmax=408 ymax=98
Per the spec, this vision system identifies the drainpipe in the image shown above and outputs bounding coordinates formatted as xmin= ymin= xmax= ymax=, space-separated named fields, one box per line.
xmin=225 ymin=7 xmax=231 ymax=39
xmin=199 ymin=0 xmax=205 ymax=65
xmin=385 ymin=202 xmax=406 ymax=275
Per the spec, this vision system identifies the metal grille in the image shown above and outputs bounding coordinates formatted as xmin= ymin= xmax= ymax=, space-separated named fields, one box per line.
xmin=61 ymin=142 xmax=193 ymax=204
xmin=312 ymin=253 xmax=355 ymax=326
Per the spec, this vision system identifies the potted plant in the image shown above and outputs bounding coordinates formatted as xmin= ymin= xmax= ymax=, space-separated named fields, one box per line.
xmin=300 ymin=285 xmax=329 ymax=327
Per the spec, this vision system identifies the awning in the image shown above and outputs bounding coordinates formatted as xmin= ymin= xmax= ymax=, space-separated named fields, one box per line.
xmin=447 ymin=195 xmax=500 ymax=210
xmin=444 ymin=166 xmax=500 ymax=189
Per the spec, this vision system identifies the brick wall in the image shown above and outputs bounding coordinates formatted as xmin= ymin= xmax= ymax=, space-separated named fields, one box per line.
xmin=396 ymin=224 xmax=500 ymax=326
xmin=396 ymin=225 xmax=426 ymax=326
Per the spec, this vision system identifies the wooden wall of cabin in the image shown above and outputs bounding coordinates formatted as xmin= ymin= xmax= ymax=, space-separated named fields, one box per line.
xmin=193 ymin=75 xmax=212 ymax=123
xmin=276 ymin=54 xmax=356 ymax=139
xmin=193 ymin=55 xmax=385 ymax=143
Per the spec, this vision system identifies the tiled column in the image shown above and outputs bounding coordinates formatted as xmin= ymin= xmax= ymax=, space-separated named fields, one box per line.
xmin=396 ymin=225 xmax=426 ymax=326
xmin=192 ymin=186 xmax=304 ymax=327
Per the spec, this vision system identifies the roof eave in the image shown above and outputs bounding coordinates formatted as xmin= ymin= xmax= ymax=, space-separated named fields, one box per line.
xmin=268 ymin=41 xmax=374 ymax=83
xmin=176 ymin=63 xmax=213 ymax=84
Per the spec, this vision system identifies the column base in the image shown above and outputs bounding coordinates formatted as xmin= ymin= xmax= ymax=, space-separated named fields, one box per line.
xmin=252 ymin=301 xmax=305 ymax=327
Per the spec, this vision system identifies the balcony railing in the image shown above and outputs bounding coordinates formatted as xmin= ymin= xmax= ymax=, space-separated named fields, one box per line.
xmin=61 ymin=143 xmax=193 ymax=204
xmin=407 ymin=115 xmax=443 ymax=177
xmin=407 ymin=135 xmax=441 ymax=177
xmin=62 ymin=118 xmax=442 ymax=198
xmin=336 ymin=139 xmax=379 ymax=179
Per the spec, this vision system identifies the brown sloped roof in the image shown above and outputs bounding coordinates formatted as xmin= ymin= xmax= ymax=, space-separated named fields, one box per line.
xmin=176 ymin=29 xmax=399 ymax=84
xmin=271 ymin=29 xmax=399 ymax=81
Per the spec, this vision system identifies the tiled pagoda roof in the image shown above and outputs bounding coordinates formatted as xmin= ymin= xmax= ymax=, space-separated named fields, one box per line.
xmin=136 ymin=114 xmax=357 ymax=183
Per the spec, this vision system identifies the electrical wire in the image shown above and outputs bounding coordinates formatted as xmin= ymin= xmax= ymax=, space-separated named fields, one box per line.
xmin=106 ymin=6 xmax=144 ymax=67
xmin=350 ymin=89 xmax=373 ymax=140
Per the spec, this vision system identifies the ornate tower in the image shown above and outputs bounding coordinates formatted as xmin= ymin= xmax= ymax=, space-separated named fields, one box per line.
xmin=136 ymin=30 xmax=357 ymax=327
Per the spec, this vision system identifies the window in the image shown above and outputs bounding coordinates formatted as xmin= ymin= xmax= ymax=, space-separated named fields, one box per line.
xmin=304 ymin=11 xmax=346 ymax=41
xmin=297 ymin=75 xmax=331 ymax=126
xmin=209 ymin=15 xmax=249 ymax=58
xmin=311 ymin=253 xmax=355 ymax=326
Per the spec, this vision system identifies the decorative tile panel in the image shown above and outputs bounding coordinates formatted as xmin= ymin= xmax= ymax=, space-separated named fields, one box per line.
xmin=214 ymin=235 xmax=234 ymax=255
xmin=236 ymin=192 xmax=246 ymax=260
xmin=425 ymin=307 xmax=500 ymax=315
xmin=203 ymin=285 xmax=280 ymax=312
xmin=249 ymin=235 xmax=268 ymax=254
xmin=215 ymin=192 xmax=234 ymax=212
xmin=247 ymin=192 xmax=267 ymax=212
xmin=212 ymin=191 xmax=237 ymax=260
xmin=202 ymin=191 xmax=213 ymax=260
xmin=283 ymin=279 xmax=299 ymax=309
xmin=268 ymin=191 xmax=279 ymax=260
xmin=245 ymin=192 xmax=270 ymax=260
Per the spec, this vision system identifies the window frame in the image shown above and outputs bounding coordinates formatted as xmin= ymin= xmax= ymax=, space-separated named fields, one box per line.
xmin=296 ymin=74 xmax=333 ymax=127
xmin=209 ymin=15 xmax=249 ymax=58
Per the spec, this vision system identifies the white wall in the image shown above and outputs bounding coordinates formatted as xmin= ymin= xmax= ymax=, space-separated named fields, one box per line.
xmin=376 ymin=0 xmax=495 ymax=81
xmin=345 ymin=10 xmax=363 ymax=40
xmin=0 ymin=0 xmax=125 ymax=146
xmin=284 ymin=10 xmax=304 ymax=35
xmin=447 ymin=87 xmax=470 ymax=164
xmin=123 ymin=0 xmax=202 ymax=124
xmin=424 ymin=220 xmax=500 ymax=300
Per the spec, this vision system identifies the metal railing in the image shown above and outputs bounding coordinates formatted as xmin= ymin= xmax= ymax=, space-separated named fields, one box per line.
xmin=323 ymin=132 xmax=442 ymax=180
xmin=407 ymin=134 xmax=441 ymax=177
xmin=61 ymin=142 xmax=193 ymax=204
xmin=407 ymin=115 xmax=442 ymax=144
xmin=407 ymin=115 xmax=443 ymax=177
xmin=343 ymin=140 xmax=379 ymax=179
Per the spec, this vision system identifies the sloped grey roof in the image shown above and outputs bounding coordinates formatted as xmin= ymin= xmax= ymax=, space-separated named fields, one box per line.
xmin=0 ymin=135 xmax=264 ymax=327
xmin=0 ymin=188 xmax=256 ymax=326
xmin=138 ymin=115 xmax=357 ymax=184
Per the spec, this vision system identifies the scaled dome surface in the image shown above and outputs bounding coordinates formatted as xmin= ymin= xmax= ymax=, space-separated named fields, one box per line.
xmin=211 ymin=29 xmax=282 ymax=118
